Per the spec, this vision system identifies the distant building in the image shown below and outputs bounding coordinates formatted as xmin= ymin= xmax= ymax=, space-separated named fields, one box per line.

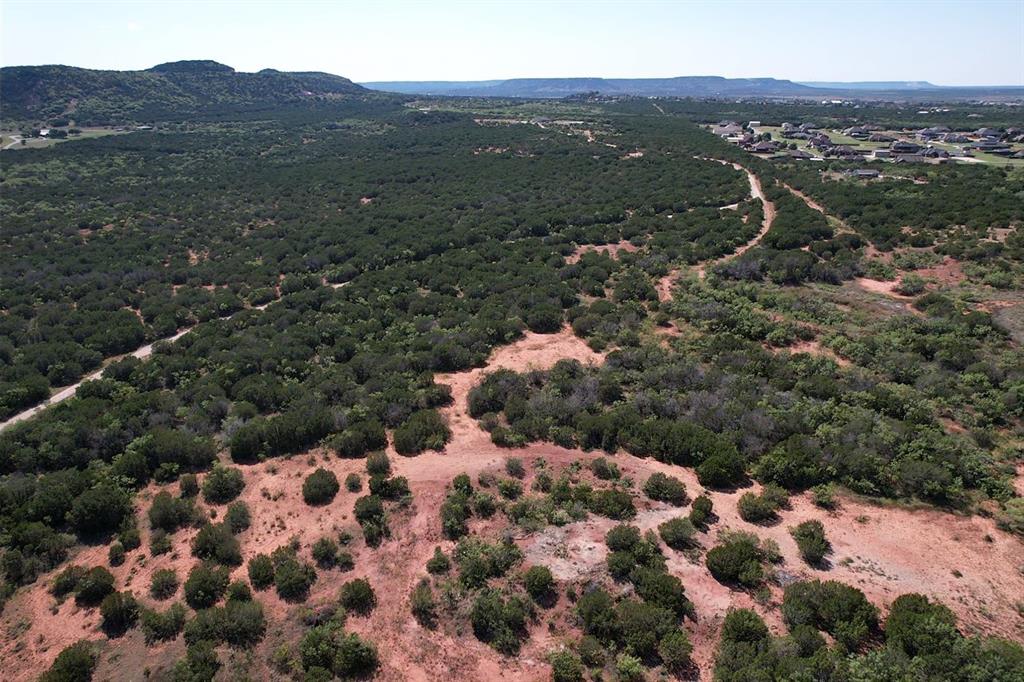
xmin=868 ymin=133 xmax=894 ymax=142
xmin=713 ymin=123 xmax=744 ymax=137
xmin=849 ymin=168 xmax=880 ymax=178
xmin=890 ymin=140 xmax=922 ymax=154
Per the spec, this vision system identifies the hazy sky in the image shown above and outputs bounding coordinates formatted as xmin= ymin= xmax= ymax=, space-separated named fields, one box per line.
xmin=2 ymin=0 xmax=1023 ymax=85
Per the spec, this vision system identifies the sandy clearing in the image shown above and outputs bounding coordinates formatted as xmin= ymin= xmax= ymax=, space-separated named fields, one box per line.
xmin=855 ymin=277 xmax=911 ymax=298
xmin=564 ymin=240 xmax=639 ymax=265
xmin=781 ymin=339 xmax=851 ymax=366
xmin=915 ymin=256 xmax=966 ymax=288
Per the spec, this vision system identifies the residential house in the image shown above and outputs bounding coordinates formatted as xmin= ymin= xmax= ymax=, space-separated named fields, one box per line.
xmin=713 ymin=123 xmax=744 ymax=137
xmin=890 ymin=140 xmax=922 ymax=154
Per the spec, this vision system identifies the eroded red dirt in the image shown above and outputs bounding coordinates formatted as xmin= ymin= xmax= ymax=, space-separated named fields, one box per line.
xmin=564 ymin=240 xmax=639 ymax=265
xmin=4 ymin=327 xmax=1023 ymax=681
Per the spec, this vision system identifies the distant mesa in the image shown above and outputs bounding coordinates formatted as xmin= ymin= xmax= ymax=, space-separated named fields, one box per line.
xmin=148 ymin=59 xmax=236 ymax=74
xmin=0 ymin=60 xmax=368 ymax=126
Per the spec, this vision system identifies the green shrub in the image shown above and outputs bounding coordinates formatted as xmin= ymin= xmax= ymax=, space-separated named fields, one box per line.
xmin=39 ymin=641 xmax=98 ymax=682
xmin=202 ymin=465 xmax=245 ymax=504
xmin=179 ymin=473 xmax=200 ymax=498
xmin=811 ymin=483 xmax=837 ymax=509
xmin=426 ymin=547 xmax=451 ymax=574
xmin=658 ymin=629 xmax=693 ymax=672
xmin=523 ymin=565 xmax=556 ymax=605
xmin=150 ymin=568 xmax=179 ymax=600
xmin=737 ymin=491 xmax=778 ymax=524
xmin=578 ymin=634 xmax=606 ymax=667
xmin=549 ymin=648 xmax=584 ymax=682
xmin=108 ymin=541 xmax=125 ymax=567
xmin=498 ymin=478 xmax=523 ymax=499
xmin=51 ymin=565 xmax=86 ymax=599
xmin=605 ymin=524 xmax=641 ymax=552
xmin=366 ymin=451 xmax=390 ymax=476
xmin=225 ymin=501 xmax=251 ymax=533
xmin=632 ymin=567 xmax=693 ymax=620
xmin=790 ymin=520 xmax=830 ymax=565
xmin=577 ymin=588 xmax=619 ymax=642
xmin=589 ymin=488 xmax=636 ymax=519
xmin=470 ymin=588 xmax=530 ymax=654
xmin=696 ymin=450 xmax=745 ymax=489
xmin=312 ymin=537 xmax=340 ymax=568
xmin=410 ymin=579 xmax=436 ymax=628
xmin=658 ymin=517 xmax=697 ymax=550
xmin=141 ymin=603 xmax=187 ymax=643
xmin=590 ymin=457 xmax=621 ymax=480
xmin=345 ymin=473 xmax=362 ymax=492
xmin=303 ymin=468 xmax=340 ymax=506
xmin=393 ymin=409 xmax=450 ymax=455
xmin=705 ymin=535 xmax=764 ymax=587
xmin=183 ymin=563 xmax=229 ymax=609
xmin=74 ymin=566 xmax=115 ymax=606
xmin=248 ymin=554 xmax=275 ymax=590
xmin=226 ymin=580 xmax=252 ymax=602
xmin=721 ymin=608 xmax=770 ymax=643
xmin=339 ymin=578 xmax=376 ymax=615
xmin=274 ymin=554 xmax=317 ymax=602
xmin=505 ymin=457 xmax=526 ymax=478
xmin=333 ymin=632 xmax=379 ymax=678
xmin=191 ymin=522 xmax=242 ymax=565
xmin=100 ymin=591 xmax=139 ymax=635
xmin=643 ymin=472 xmax=687 ymax=506
xmin=781 ymin=579 xmax=878 ymax=650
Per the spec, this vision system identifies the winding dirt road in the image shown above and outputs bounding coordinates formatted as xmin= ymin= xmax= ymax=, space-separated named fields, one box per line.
xmin=658 ymin=158 xmax=777 ymax=299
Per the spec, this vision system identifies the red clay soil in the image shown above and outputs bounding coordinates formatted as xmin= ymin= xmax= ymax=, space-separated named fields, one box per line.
xmin=656 ymin=269 xmax=681 ymax=303
xmin=915 ymin=256 xmax=966 ymax=288
xmin=855 ymin=277 xmax=911 ymax=298
xmin=782 ymin=340 xmax=851 ymax=366
xmin=564 ymin=241 xmax=639 ymax=265
xmin=5 ymin=328 xmax=1024 ymax=681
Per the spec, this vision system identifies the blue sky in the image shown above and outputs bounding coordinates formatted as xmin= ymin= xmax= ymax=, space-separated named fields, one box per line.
xmin=2 ymin=0 xmax=1022 ymax=85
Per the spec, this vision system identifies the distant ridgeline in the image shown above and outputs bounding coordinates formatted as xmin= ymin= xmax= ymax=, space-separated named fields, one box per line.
xmin=0 ymin=60 xmax=371 ymax=125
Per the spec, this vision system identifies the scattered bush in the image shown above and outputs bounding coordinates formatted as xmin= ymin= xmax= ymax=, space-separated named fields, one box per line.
xmin=303 ymin=468 xmax=340 ymax=506
xmin=689 ymin=495 xmax=714 ymax=528
xmin=523 ymin=565 xmax=556 ymax=605
xmin=427 ymin=547 xmax=451 ymax=574
xmin=643 ymin=472 xmax=687 ymax=506
xmin=248 ymin=554 xmax=275 ymax=590
xmin=75 ymin=566 xmax=115 ymax=606
xmin=202 ymin=465 xmax=245 ymax=504
xmin=225 ymin=501 xmax=251 ymax=533
xmin=150 ymin=568 xmax=179 ymax=600
xmin=790 ymin=520 xmax=830 ymax=565
xmin=100 ymin=591 xmax=139 ymax=636
xmin=339 ymin=578 xmax=376 ymax=615
xmin=410 ymin=579 xmax=436 ymax=628
xmin=183 ymin=563 xmax=230 ymax=609
xmin=658 ymin=517 xmax=698 ymax=550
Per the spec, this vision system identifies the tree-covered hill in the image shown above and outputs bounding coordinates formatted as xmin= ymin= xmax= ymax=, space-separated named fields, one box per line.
xmin=0 ymin=60 xmax=371 ymax=125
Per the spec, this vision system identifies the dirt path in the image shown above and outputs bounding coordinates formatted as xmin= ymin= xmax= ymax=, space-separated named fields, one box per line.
xmin=676 ymin=158 xmax=777 ymax=287
xmin=782 ymin=182 xmax=853 ymax=233
xmin=0 ymin=281 xmax=357 ymax=433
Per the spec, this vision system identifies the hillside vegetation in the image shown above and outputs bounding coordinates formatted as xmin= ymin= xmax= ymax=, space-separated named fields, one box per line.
xmin=1 ymin=77 xmax=1023 ymax=681
xmin=0 ymin=60 xmax=369 ymax=125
